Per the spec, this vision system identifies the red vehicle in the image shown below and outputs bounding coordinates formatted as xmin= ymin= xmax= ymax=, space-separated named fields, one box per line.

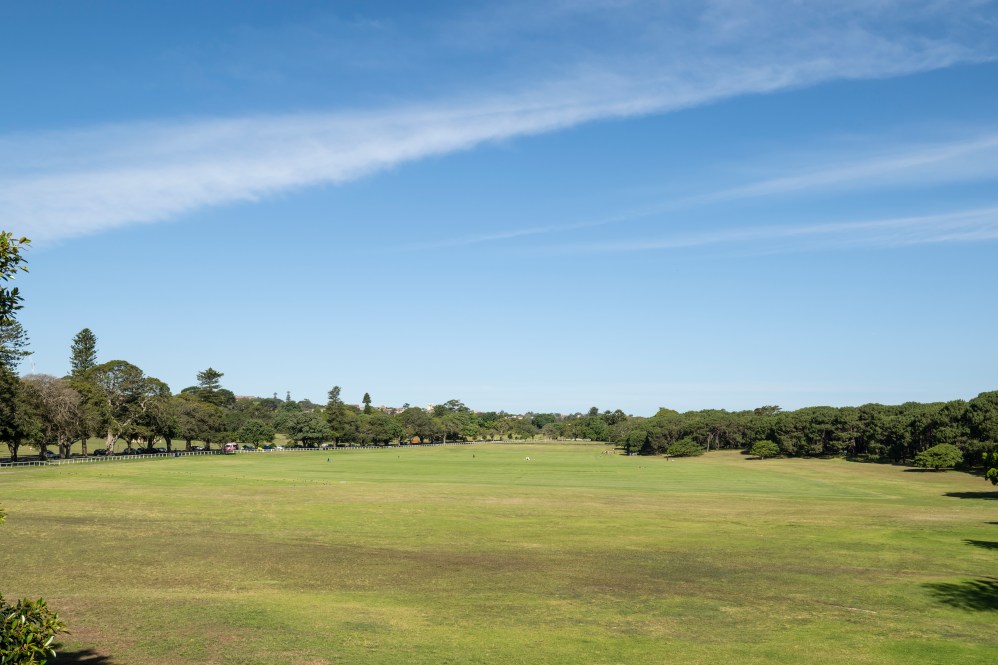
xmin=223 ymin=443 xmax=238 ymax=454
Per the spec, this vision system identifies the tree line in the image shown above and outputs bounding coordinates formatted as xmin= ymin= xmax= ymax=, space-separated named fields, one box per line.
xmin=615 ymin=400 xmax=997 ymax=466
xmin=0 ymin=331 xmax=616 ymax=460
xmin=1 ymin=323 xmax=996 ymax=469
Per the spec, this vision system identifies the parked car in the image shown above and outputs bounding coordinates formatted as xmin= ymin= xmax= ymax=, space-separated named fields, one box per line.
xmin=91 ymin=449 xmax=108 ymax=456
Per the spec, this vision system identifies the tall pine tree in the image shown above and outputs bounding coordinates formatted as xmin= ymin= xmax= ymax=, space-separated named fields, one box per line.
xmin=196 ymin=367 xmax=223 ymax=392
xmin=70 ymin=328 xmax=98 ymax=377
xmin=0 ymin=320 xmax=31 ymax=373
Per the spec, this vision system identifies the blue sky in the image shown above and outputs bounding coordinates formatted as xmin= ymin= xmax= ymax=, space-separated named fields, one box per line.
xmin=2 ymin=1 xmax=997 ymax=414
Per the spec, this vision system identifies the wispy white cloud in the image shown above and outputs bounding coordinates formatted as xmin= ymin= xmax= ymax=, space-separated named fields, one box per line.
xmin=1 ymin=0 xmax=995 ymax=242
xmin=550 ymin=206 xmax=998 ymax=255
xmin=712 ymin=134 xmax=998 ymax=201
xmin=413 ymin=130 xmax=998 ymax=250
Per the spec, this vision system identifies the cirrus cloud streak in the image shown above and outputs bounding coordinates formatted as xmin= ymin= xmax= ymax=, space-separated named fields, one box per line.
xmin=1 ymin=0 xmax=995 ymax=242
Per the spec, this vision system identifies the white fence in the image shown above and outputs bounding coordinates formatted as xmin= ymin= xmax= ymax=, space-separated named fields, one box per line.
xmin=0 ymin=439 xmax=509 ymax=470
xmin=235 ymin=440 xmax=489 ymax=455
xmin=0 ymin=450 xmax=220 ymax=469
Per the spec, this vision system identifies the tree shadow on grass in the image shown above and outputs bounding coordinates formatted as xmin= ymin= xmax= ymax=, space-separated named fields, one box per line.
xmin=53 ymin=647 xmax=117 ymax=664
xmin=964 ymin=539 xmax=998 ymax=551
xmin=925 ymin=578 xmax=998 ymax=611
xmin=943 ymin=491 xmax=998 ymax=500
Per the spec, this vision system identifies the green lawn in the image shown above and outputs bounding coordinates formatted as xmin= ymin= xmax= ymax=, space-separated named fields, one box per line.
xmin=1 ymin=444 xmax=995 ymax=664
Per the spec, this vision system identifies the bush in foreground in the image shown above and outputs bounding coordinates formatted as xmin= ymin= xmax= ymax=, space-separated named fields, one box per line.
xmin=666 ymin=438 xmax=704 ymax=457
xmin=914 ymin=443 xmax=963 ymax=471
xmin=749 ymin=440 xmax=780 ymax=459
xmin=0 ymin=594 xmax=66 ymax=664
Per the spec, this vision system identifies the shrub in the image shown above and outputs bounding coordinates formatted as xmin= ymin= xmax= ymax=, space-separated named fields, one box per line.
xmin=666 ymin=438 xmax=704 ymax=457
xmin=914 ymin=443 xmax=963 ymax=470
xmin=0 ymin=594 xmax=66 ymax=664
xmin=749 ymin=440 xmax=780 ymax=459
xmin=984 ymin=451 xmax=998 ymax=485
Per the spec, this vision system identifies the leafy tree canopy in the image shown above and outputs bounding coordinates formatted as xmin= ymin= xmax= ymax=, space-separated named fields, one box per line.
xmin=0 ymin=320 xmax=31 ymax=373
xmin=914 ymin=443 xmax=963 ymax=470
xmin=0 ymin=232 xmax=29 ymax=325
xmin=237 ymin=420 xmax=276 ymax=447
xmin=750 ymin=440 xmax=780 ymax=459
xmin=666 ymin=438 xmax=705 ymax=457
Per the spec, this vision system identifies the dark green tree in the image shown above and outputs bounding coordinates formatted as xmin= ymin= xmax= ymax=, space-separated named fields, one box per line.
xmin=0 ymin=321 xmax=31 ymax=373
xmin=749 ymin=440 xmax=780 ymax=459
xmin=21 ymin=375 xmax=82 ymax=459
xmin=0 ymin=367 xmax=40 ymax=462
xmin=175 ymin=395 xmax=225 ymax=451
xmin=578 ymin=414 xmax=609 ymax=442
xmin=69 ymin=328 xmax=98 ymax=377
xmin=914 ymin=443 xmax=963 ymax=470
xmin=86 ymin=360 xmax=164 ymax=454
xmin=69 ymin=378 xmax=104 ymax=456
xmin=967 ymin=391 xmax=998 ymax=443
xmin=283 ymin=411 xmax=332 ymax=447
xmin=362 ymin=392 xmax=373 ymax=414
xmin=433 ymin=409 xmax=477 ymax=443
xmin=531 ymin=413 xmax=559 ymax=429
xmin=237 ymin=420 xmax=276 ymax=447
xmin=188 ymin=368 xmax=234 ymax=407
xmin=197 ymin=367 xmax=223 ymax=392
xmin=510 ymin=418 xmax=535 ymax=441
xmin=0 ymin=232 xmax=29 ymax=325
xmin=140 ymin=383 xmax=177 ymax=451
xmin=603 ymin=409 xmax=628 ymax=425
xmin=666 ymin=438 xmax=705 ymax=457
xmin=398 ymin=407 xmax=434 ymax=443
xmin=325 ymin=386 xmax=352 ymax=443
xmin=624 ymin=429 xmax=648 ymax=454
xmin=434 ymin=399 xmax=469 ymax=414
xmin=984 ymin=451 xmax=998 ymax=485
xmin=358 ymin=411 xmax=404 ymax=445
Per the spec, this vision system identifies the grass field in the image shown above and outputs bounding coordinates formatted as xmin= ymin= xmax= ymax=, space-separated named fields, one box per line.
xmin=1 ymin=443 xmax=996 ymax=664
